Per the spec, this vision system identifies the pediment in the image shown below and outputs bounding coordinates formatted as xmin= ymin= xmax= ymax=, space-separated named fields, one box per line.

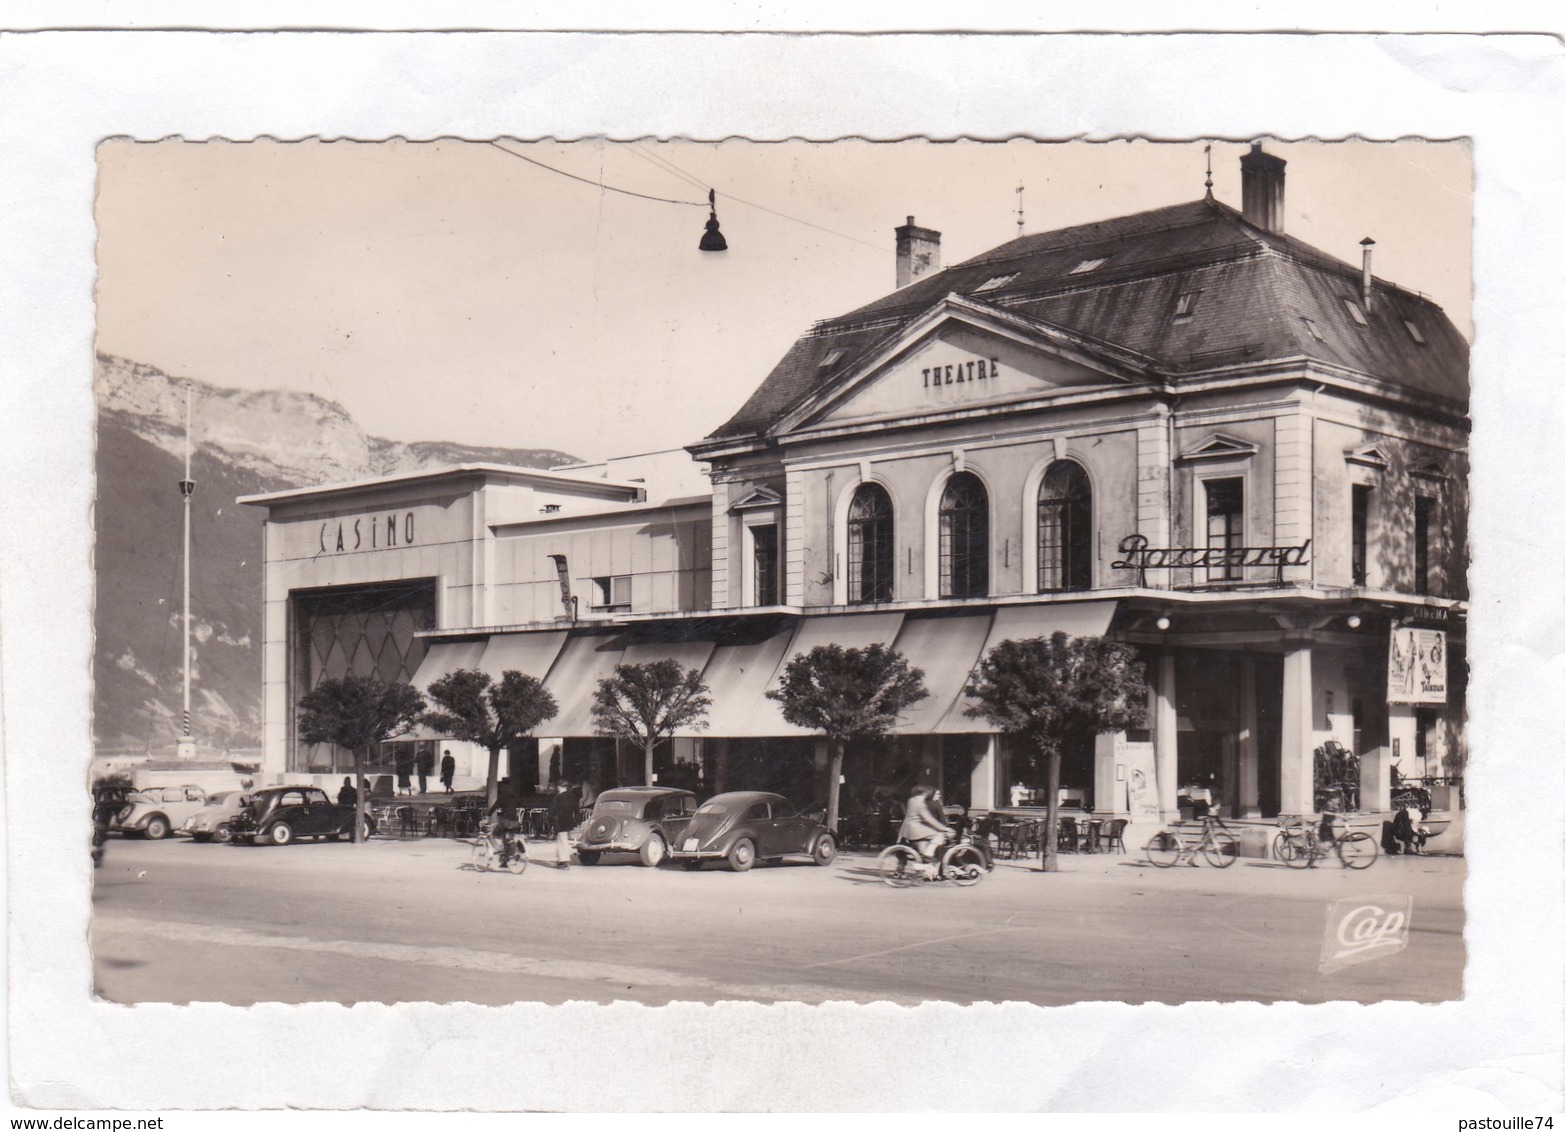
xmin=1179 ymin=433 xmax=1259 ymax=462
xmin=1345 ymin=443 xmax=1391 ymax=470
xmin=729 ymin=486 xmax=783 ymax=511
xmin=786 ymin=303 xmax=1148 ymax=433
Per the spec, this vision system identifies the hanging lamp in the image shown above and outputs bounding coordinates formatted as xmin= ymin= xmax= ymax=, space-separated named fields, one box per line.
xmin=699 ymin=188 xmax=728 ymax=252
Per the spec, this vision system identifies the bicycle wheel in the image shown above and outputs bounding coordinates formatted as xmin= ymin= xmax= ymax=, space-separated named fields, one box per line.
xmin=1202 ymin=831 xmax=1239 ymax=868
xmin=942 ymin=845 xmax=986 ymax=887
xmin=471 ymin=838 xmax=496 ymax=872
xmin=1144 ymin=831 xmax=1183 ymax=868
xmin=1282 ymin=832 xmax=1314 ymax=869
xmin=1337 ymin=831 xmax=1378 ymax=870
xmin=877 ymin=845 xmax=920 ymax=888
xmin=500 ymin=846 xmax=528 ymax=875
xmin=1272 ymin=831 xmax=1299 ymax=865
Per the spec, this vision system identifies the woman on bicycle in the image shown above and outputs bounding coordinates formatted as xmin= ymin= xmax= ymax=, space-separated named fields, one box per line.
xmin=486 ymin=797 xmax=524 ymax=867
xmin=899 ymin=784 xmax=953 ymax=869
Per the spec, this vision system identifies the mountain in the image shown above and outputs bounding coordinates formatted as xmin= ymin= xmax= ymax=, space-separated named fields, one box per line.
xmin=93 ymin=353 xmax=580 ymax=757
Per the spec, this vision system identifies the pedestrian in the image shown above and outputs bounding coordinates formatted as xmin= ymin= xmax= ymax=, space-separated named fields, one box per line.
xmin=551 ymin=780 xmax=579 ymax=869
xmin=1391 ymin=806 xmax=1428 ymax=855
xmin=440 ymin=749 xmax=455 ymax=793
xmin=337 ymin=776 xmax=357 ymax=807
xmin=416 ymin=746 xmax=434 ymax=795
xmin=396 ymin=749 xmax=414 ymax=796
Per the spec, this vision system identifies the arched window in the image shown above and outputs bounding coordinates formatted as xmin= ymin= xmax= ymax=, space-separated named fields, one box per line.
xmin=846 ymin=483 xmax=894 ymax=604
xmin=938 ymin=472 xmax=989 ymax=598
xmin=1038 ymin=461 xmax=1092 ymax=591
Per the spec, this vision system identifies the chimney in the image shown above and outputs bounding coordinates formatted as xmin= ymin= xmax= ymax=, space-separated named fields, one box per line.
xmin=1239 ymin=142 xmax=1287 ymax=234
xmin=895 ymin=216 xmax=942 ymax=289
xmin=1359 ymin=237 xmax=1375 ymax=311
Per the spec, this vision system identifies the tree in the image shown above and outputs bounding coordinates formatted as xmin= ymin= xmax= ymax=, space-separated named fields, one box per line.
xmin=592 ymin=660 xmax=712 ymax=787
xmin=964 ymin=632 xmax=1148 ymax=873
xmin=422 ymin=669 xmax=559 ymax=808
xmin=296 ymin=675 xmax=426 ymax=843
xmin=766 ymin=643 xmax=928 ymax=835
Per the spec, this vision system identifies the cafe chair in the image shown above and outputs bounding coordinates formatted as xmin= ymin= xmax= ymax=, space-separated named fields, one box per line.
xmin=1057 ymin=816 xmax=1080 ymax=853
xmin=1100 ymin=818 xmax=1128 ymax=854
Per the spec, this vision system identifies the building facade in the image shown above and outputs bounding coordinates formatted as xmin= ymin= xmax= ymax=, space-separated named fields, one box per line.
xmin=243 ymin=145 xmax=1468 ymax=828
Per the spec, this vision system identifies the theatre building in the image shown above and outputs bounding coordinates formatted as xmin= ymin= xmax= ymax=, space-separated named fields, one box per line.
xmin=243 ymin=144 xmax=1467 ymax=828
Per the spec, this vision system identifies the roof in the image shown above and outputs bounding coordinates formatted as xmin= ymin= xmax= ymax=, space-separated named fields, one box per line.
xmin=237 ymin=463 xmax=647 ymax=508
xmin=706 ymin=197 xmax=1468 ymax=443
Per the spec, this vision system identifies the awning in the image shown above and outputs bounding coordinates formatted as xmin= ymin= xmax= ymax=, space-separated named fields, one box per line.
xmin=620 ymin=639 xmax=717 ymax=674
xmin=410 ymin=639 xmax=488 ymax=694
xmin=888 ymin=612 xmax=995 ymax=735
xmin=696 ymin=621 xmax=807 ymax=738
xmin=479 ymin=630 xmax=568 ymax=680
xmin=935 ymin=599 xmax=1119 ymax=731
xmin=539 ymin=630 xmax=627 ymax=736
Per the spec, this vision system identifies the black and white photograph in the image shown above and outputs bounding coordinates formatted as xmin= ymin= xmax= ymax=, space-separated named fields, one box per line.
xmin=3 ymin=26 xmax=1563 ymax=1117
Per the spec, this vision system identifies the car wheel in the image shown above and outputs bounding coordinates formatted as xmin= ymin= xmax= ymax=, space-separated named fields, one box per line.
xmin=191 ymin=832 xmax=212 ymax=843
xmin=680 ymin=860 xmax=703 ymax=871
xmin=811 ymin=832 xmax=838 ymax=867
xmin=727 ymin=838 xmax=756 ymax=872
xmin=143 ymin=815 xmax=170 ymax=841
xmin=269 ymin=821 xmax=295 ymax=846
xmin=576 ymin=850 xmax=601 ymax=866
xmin=639 ymin=834 xmax=667 ymax=868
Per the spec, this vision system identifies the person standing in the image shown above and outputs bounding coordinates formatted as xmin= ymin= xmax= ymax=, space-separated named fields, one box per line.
xmin=551 ymin=780 xmax=579 ymax=870
xmin=337 ymin=776 xmax=357 ymax=807
xmin=416 ymin=747 xmax=434 ymax=795
xmin=440 ymin=749 xmax=455 ymax=793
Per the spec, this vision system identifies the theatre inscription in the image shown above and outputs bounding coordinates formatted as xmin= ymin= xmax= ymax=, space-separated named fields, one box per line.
xmin=1113 ymin=533 xmax=1310 ymax=581
xmin=318 ymin=511 xmax=417 ymax=555
xmin=922 ymin=355 xmax=1001 ymax=389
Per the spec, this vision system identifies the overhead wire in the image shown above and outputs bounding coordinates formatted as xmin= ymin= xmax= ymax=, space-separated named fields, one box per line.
xmin=486 ymin=141 xmax=706 ymax=208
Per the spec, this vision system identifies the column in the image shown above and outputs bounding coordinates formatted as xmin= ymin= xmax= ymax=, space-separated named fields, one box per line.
xmin=1155 ymin=651 xmax=1179 ymax=819
xmin=712 ymin=738 xmax=730 ymax=793
xmin=1280 ymin=642 xmax=1315 ymax=815
xmin=1238 ymin=662 xmax=1260 ymax=817
xmin=969 ymin=734 xmax=998 ymax=811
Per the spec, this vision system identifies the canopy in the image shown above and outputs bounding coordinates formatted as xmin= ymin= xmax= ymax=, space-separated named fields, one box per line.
xmin=540 ymin=630 xmax=627 ymax=736
xmin=696 ymin=621 xmax=806 ymax=738
xmin=410 ymin=639 xmax=488 ymax=693
xmin=479 ymin=630 xmax=568 ymax=680
xmin=887 ymin=612 xmax=995 ymax=735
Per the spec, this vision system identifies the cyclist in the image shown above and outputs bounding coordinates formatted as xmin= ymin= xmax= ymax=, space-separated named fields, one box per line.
xmin=486 ymin=797 xmax=525 ymax=868
xmin=899 ymin=784 xmax=954 ymax=877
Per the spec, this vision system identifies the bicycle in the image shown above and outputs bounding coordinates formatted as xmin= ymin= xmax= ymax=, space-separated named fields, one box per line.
xmin=471 ymin=818 xmax=528 ymax=874
xmin=1143 ymin=808 xmax=1239 ymax=868
xmin=1273 ymin=814 xmax=1377 ymax=869
xmin=877 ymin=833 xmax=987 ymax=887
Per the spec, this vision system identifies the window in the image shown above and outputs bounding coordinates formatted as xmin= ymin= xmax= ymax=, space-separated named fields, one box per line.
xmin=1414 ymin=495 xmax=1434 ymax=595
xmin=1403 ymin=318 xmax=1426 ymax=345
xmin=1069 ymin=257 xmax=1108 ymax=275
xmin=846 ymin=483 xmax=894 ymax=604
xmin=818 ymin=348 xmax=844 ymax=369
xmin=751 ymin=523 xmax=779 ymax=606
xmin=1038 ymin=461 xmax=1092 ymax=592
xmin=1343 ymin=298 xmax=1368 ymax=326
xmin=1300 ymin=315 xmax=1325 ymax=341
xmin=973 ymin=271 xmax=1019 ymax=293
xmin=592 ymin=575 xmax=632 ymax=611
xmin=1173 ymin=290 xmax=1202 ymax=318
xmin=938 ymin=472 xmax=989 ymax=599
xmin=1351 ymin=484 xmax=1372 ymax=587
xmin=1204 ymin=478 xmax=1244 ymax=582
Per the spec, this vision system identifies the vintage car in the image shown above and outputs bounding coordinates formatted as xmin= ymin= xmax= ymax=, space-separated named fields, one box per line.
xmin=112 ymin=784 xmax=211 ymax=840
xmin=229 ymin=785 xmax=375 ymax=846
xmin=179 ymin=789 xmax=248 ymax=843
xmin=666 ymin=790 xmax=836 ymax=872
xmin=575 ymin=786 xmax=698 ymax=867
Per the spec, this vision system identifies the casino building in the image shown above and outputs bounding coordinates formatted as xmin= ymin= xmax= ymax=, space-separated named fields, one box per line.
xmin=241 ymin=145 xmax=1468 ymax=829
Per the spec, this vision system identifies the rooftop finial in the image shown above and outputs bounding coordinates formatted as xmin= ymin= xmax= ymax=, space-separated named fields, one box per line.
xmin=1015 ymin=181 xmax=1025 ymax=236
xmin=1204 ymin=144 xmax=1214 ymax=200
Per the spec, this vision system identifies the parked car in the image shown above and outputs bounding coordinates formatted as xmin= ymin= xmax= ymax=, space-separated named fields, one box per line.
xmin=180 ymin=789 xmax=248 ymax=843
xmin=666 ymin=790 xmax=836 ymax=872
xmin=112 ymin=784 xmax=210 ymax=841
xmin=575 ymin=786 xmax=698 ymax=867
xmin=230 ymin=785 xmax=374 ymax=846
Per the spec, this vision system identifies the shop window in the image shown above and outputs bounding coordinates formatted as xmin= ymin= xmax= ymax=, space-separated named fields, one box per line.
xmin=750 ymin=523 xmax=779 ymax=606
xmin=1414 ymin=496 xmax=1434 ymax=595
xmin=1038 ymin=460 xmax=1092 ymax=592
xmin=938 ymin=472 xmax=989 ymax=599
xmin=1204 ymin=478 xmax=1244 ymax=582
xmin=1351 ymin=484 xmax=1372 ymax=586
xmin=592 ymin=575 xmax=632 ymax=612
xmin=846 ymin=483 xmax=894 ymax=604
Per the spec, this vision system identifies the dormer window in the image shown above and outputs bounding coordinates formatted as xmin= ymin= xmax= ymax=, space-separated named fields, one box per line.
xmin=973 ymin=272 xmax=1018 ymax=293
xmin=1300 ymin=315 xmax=1325 ymax=342
xmin=1343 ymin=298 xmax=1368 ymax=326
xmin=1069 ymin=257 xmax=1108 ymax=275
xmin=1402 ymin=319 xmax=1426 ymax=345
xmin=1173 ymin=290 xmax=1202 ymax=319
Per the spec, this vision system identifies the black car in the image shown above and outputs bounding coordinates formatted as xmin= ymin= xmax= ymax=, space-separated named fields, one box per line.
xmin=666 ymin=791 xmax=836 ymax=872
xmin=230 ymin=785 xmax=375 ymax=845
xmin=575 ymin=786 xmax=698 ymax=867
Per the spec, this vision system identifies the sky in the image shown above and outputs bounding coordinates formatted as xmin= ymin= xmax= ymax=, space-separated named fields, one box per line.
xmin=95 ymin=138 xmax=1472 ymax=463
